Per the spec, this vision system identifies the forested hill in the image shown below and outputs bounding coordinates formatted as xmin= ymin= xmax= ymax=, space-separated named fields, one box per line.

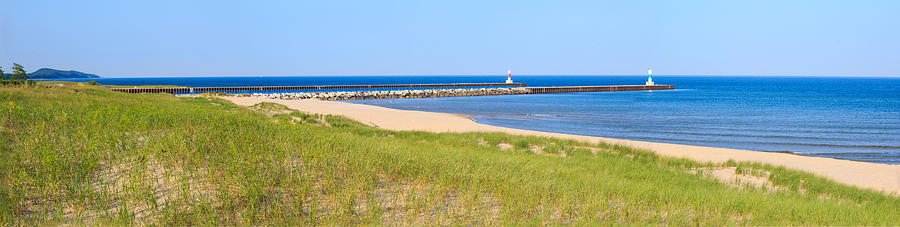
xmin=25 ymin=68 xmax=101 ymax=79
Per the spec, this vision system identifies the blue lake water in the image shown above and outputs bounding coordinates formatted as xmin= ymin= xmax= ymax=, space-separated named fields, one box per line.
xmin=61 ymin=76 xmax=900 ymax=164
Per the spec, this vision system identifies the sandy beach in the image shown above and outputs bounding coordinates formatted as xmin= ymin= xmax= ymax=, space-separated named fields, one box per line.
xmin=221 ymin=96 xmax=900 ymax=195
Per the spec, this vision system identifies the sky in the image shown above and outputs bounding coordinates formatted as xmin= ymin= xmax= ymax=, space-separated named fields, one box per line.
xmin=1 ymin=0 xmax=899 ymax=77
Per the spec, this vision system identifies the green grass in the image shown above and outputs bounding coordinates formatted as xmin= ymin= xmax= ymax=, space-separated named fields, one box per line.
xmin=1 ymin=82 xmax=898 ymax=225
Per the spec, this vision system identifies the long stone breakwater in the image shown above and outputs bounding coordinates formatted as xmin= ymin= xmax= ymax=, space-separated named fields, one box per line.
xmin=249 ymin=85 xmax=674 ymax=101
xmin=109 ymin=82 xmax=674 ymax=99
xmin=110 ymin=83 xmax=526 ymax=94
xmin=252 ymin=87 xmax=532 ymax=100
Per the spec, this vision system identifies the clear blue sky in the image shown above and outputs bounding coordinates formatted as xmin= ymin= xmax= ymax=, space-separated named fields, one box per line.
xmin=2 ymin=0 xmax=898 ymax=77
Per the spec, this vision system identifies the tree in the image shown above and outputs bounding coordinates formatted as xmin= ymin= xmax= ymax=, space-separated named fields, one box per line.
xmin=12 ymin=63 xmax=26 ymax=80
xmin=0 ymin=66 xmax=5 ymax=80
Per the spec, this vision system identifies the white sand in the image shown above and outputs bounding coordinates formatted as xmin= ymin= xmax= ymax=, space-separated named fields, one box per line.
xmin=220 ymin=96 xmax=900 ymax=195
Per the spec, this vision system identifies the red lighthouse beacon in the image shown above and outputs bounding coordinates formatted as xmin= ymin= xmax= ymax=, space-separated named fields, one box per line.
xmin=505 ymin=69 xmax=514 ymax=83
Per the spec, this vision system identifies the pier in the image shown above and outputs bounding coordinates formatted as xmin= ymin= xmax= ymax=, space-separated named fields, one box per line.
xmin=526 ymin=85 xmax=673 ymax=94
xmin=109 ymin=83 xmax=674 ymax=100
xmin=109 ymin=83 xmax=527 ymax=94
xmin=250 ymin=85 xmax=675 ymax=100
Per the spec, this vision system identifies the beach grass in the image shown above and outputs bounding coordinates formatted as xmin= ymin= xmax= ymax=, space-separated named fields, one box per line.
xmin=1 ymin=82 xmax=898 ymax=225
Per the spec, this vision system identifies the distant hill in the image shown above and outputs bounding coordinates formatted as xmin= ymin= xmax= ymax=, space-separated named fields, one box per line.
xmin=26 ymin=68 xmax=101 ymax=79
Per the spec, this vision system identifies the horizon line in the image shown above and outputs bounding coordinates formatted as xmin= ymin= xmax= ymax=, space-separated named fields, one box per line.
xmin=89 ymin=74 xmax=900 ymax=78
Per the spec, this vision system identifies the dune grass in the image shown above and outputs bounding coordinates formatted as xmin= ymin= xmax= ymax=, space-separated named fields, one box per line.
xmin=1 ymin=82 xmax=898 ymax=225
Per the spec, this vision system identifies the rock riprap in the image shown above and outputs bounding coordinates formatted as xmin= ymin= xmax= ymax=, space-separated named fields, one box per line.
xmin=251 ymin=87 xmax=531 ymax=100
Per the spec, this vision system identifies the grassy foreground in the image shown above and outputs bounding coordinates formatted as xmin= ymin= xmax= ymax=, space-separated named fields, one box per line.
xmin=1 ymin=82 xmax=898 ymax=225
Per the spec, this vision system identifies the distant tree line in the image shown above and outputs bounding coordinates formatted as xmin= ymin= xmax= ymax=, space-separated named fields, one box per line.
xmin=1 ymin=63 xmax=36 ymax=86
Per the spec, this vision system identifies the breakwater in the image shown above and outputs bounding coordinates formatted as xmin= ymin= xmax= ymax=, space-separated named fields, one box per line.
xmin=249 ymin=85 xmax=674 ymax=100
xmin=252 ymin=87 xmax=532 ymax=100
xmin=110 ymin=82 xmax=527 ymax=94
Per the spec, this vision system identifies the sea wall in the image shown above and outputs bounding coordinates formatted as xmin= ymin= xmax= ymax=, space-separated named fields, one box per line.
xmin=247 ymin=85 xmax=675 ymax=101
xmin=251 ymin=87 xmax=532 ymax=100
xmin=111 ymin=82 xmax=526 ymax=94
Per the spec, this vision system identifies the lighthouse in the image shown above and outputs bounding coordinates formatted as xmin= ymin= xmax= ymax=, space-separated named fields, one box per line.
xmin=645 ymin=68 xmax=655 ymax=85
xmin=505 ymin=69 xmax=514 ymax=83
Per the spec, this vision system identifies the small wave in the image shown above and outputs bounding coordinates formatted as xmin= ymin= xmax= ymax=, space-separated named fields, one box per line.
xmin=800 ymin=152 xmax=900 ymax=164
xmin=654 ymin=124 xmax=899 ymax=136
xmin=800 ymin=151 xmax=900 ymax=156
xmin=635 ymin=130 xmax=858 ymax=141
xmin=514 ymin=113 xmax=560 ymax=118
xmin=622 ymin=136 xmax=900 ymax=150
xmin=766 ymin=142 xmax=900 ymax=149
xmin=763 ymin=150 xmax=796 ymax=154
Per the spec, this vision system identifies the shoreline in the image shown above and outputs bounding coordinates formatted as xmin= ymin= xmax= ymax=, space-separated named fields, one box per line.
xmin=218 ymin=96 xmax=900 ymax=195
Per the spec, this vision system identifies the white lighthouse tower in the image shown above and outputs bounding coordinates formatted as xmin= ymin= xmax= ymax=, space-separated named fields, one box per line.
xmin=505 ymin=69 xmax=514 ymax=83
xmin=645 ymin=68 xmax=655 ymax=85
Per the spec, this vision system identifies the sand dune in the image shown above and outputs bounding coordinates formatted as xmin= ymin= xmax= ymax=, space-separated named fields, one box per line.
xmin=220 ymin=96 xmax=900 ymax=195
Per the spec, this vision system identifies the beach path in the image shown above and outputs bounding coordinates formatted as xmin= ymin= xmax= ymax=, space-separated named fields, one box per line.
xmin=221 ymin=96 xmax=900 ymax=195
